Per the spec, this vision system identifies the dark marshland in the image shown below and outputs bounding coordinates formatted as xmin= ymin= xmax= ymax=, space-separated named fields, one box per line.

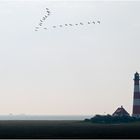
xmin=0 ymin=120 xmax=140 ymax=138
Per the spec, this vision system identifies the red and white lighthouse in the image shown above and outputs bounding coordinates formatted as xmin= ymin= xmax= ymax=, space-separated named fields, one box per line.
xmin=133 ymin=72 xmax=140 ymax=118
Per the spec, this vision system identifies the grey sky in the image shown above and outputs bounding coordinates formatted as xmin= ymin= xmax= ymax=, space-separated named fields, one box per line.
xmin=0 ymin=0 xmax=140 ymax=115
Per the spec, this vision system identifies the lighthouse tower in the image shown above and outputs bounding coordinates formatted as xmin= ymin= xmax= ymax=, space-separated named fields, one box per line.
xmin=133 ymin=72 xmax=140 ymax=118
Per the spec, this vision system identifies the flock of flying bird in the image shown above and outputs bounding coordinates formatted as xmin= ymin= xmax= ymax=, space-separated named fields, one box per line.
xmin=35 ymin=8 xmax=51 ymax=31
xmin=35 ymin=8 xmax=100 ymax=31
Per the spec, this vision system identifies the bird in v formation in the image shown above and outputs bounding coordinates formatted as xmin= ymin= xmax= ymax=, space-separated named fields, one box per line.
xmin=35 ymin=7 xmax=101 ymax=31
xmin=35 ymin=20 xmax=100 ymax=31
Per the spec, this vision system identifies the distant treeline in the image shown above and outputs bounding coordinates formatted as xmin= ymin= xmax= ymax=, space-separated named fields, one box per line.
xmin=84 ymin=115 xmax=140 ymax=123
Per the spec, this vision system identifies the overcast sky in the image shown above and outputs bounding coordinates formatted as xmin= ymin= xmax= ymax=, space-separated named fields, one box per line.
xmin=0 ymin=0 xmax=140 ymax=115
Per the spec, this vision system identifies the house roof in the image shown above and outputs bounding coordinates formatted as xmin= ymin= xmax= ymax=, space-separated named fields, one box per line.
xmin=112 ymin=106 xmax=130 ymax=116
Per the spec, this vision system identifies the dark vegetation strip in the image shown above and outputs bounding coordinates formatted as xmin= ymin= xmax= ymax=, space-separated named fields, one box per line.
xmin=0 ymin=120 xmax=140 ymax=138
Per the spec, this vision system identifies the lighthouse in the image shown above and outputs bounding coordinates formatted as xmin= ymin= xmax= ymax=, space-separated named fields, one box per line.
xmin=132 ymin=72 xmax=140 ymax=118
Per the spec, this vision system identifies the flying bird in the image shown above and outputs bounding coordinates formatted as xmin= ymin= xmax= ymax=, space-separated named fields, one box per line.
xmin=47 ymin=11 xmax=50 ymax=15
xmin=80 ymin=22 xmax=83 ymax=25
xmin=43 ymin=17 xmax=46 ymax=20
xmin=47 ymin=11 xmax=50 ymax=13
xmin=97 ymin=21 xmax=100 ymax=24
xmin=39 ymin=23 xmax=42 ymax=26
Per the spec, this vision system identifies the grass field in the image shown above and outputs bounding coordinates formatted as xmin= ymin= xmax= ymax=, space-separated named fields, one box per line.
xmin=0 ymin=120 xmax=140 ymax=138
